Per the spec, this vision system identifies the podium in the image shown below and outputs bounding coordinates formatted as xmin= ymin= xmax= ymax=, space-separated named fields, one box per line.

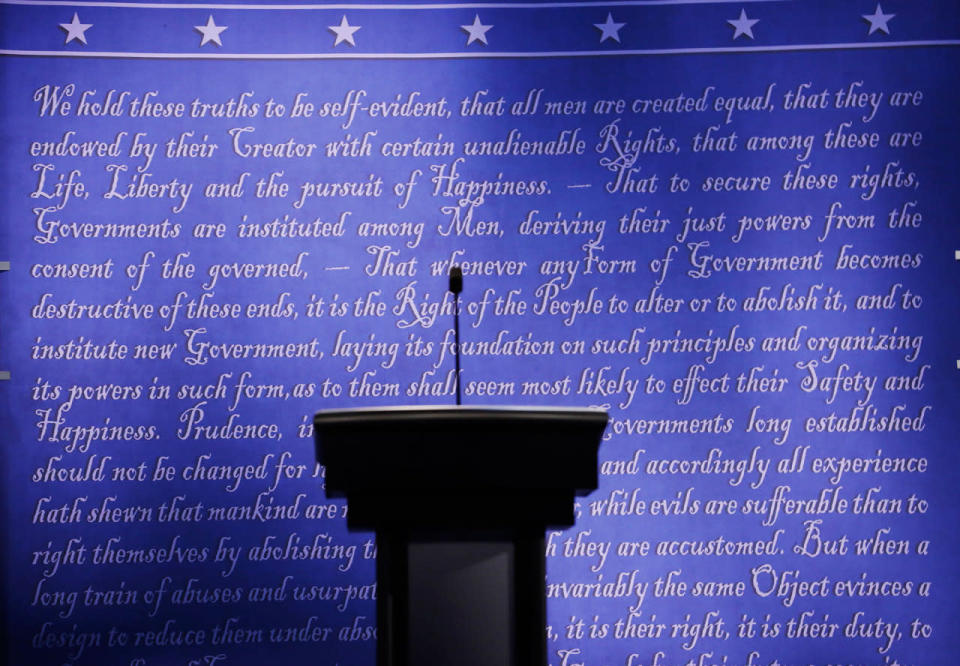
xmin=313 ymin=405 xmax=607 ymax=666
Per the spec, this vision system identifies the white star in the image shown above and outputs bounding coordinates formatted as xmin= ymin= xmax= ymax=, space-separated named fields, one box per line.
xmin=461 ymin=14 xmax=492 ymax=46
xmin=195 ymin=15 xmax=227 ymax=47
xmin=60 ymin=13 xmax=92 ymax=45
xmin=329 ymin=16 xmax=361 ymax=47
xmin=727 ymin=9 xmax=759 ymax=40
xmin=863 ymin=4 xmax=895 ymax=35
xmin=594 ymin=13 xmax=626 ymax=44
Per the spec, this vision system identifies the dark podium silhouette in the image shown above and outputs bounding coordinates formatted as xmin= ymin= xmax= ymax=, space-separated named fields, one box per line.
xmin=313 ymin=405 xmax=607 ymax=666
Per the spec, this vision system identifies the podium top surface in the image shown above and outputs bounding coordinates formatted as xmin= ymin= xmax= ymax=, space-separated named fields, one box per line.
xmin=313 ymin=405 xmax=608 ymax=499
xmin=313 ymin=404 xmax=607 ymax=427
xmin=313 ymin=405 xmax=608 ymax=460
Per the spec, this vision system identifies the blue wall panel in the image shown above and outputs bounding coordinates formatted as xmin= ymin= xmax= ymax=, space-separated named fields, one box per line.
xmin=1 ymin=1 xmax=958 ymax=664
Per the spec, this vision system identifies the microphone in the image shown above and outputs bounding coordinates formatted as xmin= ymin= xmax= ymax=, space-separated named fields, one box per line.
xmin=449 ymin=266 xmax=463 ymax=405
xmin=449 ymin=265 xmax=463 ymax=295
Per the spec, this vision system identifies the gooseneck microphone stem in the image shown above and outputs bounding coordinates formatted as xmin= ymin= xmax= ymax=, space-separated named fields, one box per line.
xmin=454 ymin=296 xmax=461 ymax=406
xmin=449 ymin=266 xmax=463 ymax=406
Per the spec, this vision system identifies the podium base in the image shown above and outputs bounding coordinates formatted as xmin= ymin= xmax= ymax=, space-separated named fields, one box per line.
xmin=377 ymin=530 xmax=546 ymax=666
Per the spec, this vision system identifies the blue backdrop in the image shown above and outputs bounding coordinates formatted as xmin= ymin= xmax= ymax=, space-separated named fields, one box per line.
xmin=2 ymin=1 xmax=958 ymax=664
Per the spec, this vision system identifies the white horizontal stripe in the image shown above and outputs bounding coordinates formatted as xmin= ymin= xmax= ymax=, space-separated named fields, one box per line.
xmin=3 ymin=40 xmax=958 ymax=59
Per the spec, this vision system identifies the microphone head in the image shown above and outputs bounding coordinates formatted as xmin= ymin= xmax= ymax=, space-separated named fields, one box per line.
xmin=448 ymin=265 xmax=463 ymax=294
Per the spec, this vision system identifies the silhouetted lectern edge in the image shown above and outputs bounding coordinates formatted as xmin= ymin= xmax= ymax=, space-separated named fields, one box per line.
xmin=313 ymin=405 xmax=607 ymax=666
